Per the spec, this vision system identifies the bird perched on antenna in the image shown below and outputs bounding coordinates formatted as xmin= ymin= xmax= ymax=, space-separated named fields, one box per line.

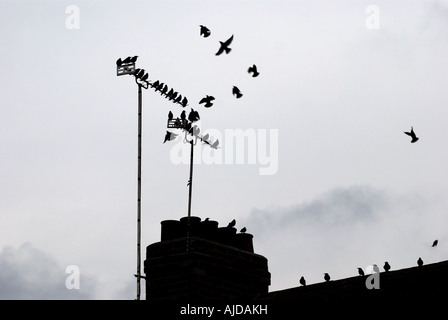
xmin=210 ymin=139 xmax=220 ymax=149
xmin=299 ymin=276 xmax=306 ymax=286
xmin=404 ymin=126 xmax=419 ymax=143
xmin=163 ymin=131 xmax=178 ymax=143
xmin=168 ymin=111 xmax=173 ymax=121
xmin=122 ymin=56 xmax=131 ymax=64
xmin=432 ymin=239 xmax=438 ymax=247
xmin=188 ymin=109 xmax=200 ymax=122
xmin=216 ymin=35 xmax=234 ymax=56
xmin=116 ymin=58 xmax=123 ymax=66
xmin=200 ymin=25 xmax=211 ymax=38
xmin=232 ymin=86 xmax=243 ymax=98
xmin=248 ymin=64 xmax=260 ymax=77
xmin=199 ymin=95 xmax=215 ymax=108
xmin=130 ymin=55 xmax=138 ymax=63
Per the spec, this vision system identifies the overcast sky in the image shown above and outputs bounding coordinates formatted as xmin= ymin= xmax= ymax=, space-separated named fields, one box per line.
xmin=1 ymin=0 xmax=448 ymax=299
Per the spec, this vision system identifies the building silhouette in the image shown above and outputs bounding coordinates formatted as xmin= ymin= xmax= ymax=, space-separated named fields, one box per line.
xmin=144 ymin=216 xmax=447 ymax=312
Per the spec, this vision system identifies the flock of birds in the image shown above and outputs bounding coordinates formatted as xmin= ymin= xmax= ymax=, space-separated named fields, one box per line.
xmin=163 ymin=25 xmax=260 ymax=149
xmin=298 ymin=239 xmax=439 ymax=286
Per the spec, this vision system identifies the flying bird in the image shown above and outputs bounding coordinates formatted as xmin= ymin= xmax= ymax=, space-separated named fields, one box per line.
xmin=240 ymin=227 xmax=247 ymax=233
xmin=358 ymin=268 xmax=365 ymax=276
xmin=417 ymin=257 xmax=424 ymax=267
xmin=199 ymin=95 xmax=215 ymax=108
xmin=404 ymin=126 xmax=419 ymax=143
xmin=432 ymin=239 xmax=438 ymax=247
xmin=248 ymin=64 xmax=259 ymax=77
xmin=163 ymin=131 xmax=178 ymax=143
xmin=199 ymin=25 xmax=211 ymax=38
xmin=116 ymin=58 xmax=123 ymax=66
xmin=215 ymin=35 xmax=234 ymax=56
xmin=299 ymin=276 xmax=306 ymax=286
xmin=383 ymin=261 xmax=391 ymax=272
xmin=232 ymin=86 xmax=243 ymax=98
xmin=324 ymin=273 xmax=331 ymax=282
xmin=227 ymin=219 xmax=236 ymax=228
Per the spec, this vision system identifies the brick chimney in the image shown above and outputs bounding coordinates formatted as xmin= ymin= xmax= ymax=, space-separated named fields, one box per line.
xmin=144 ymin=216 xmax=271 ymax=300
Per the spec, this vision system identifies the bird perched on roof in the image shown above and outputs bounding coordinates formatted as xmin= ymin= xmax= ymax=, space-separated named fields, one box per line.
xmin=404 ymin=126 xmax=419 ymax=143
xmin=432 ymin=239 xmax=438 ymax=247
xmin=299 ymin=276 xmax=306 ymax=286
xmin=248 ymin=64 xmax=260 ymax=77
xmin=240 ymin=227 xmax=247 ymax=233
xmin=383 ymin=261 xmax=391 ymax=272
xmin=199 ymin=95 xmax=215 ymax=108
xmin=358 ymin=268 xmax=365 ymax=276
xmin=199 ymin=25 xmax=211 ymax=38
xmin=232 ymin=86 xmax=243 ymax=98
xmin=163 ymin=131 xmax=178 ymax=143
xmin=417 ymin=257 xmax=424 ymax=267
xmin=227 ymin=219 xmax=236 ymax=228
xmin=324 ymin=273 xmax=331 ymax=282
xmin=216 ymin=35 xmax=234 ymax=56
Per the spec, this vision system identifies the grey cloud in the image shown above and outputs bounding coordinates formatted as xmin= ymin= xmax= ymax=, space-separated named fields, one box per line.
xmin=0 ymin=243 xmax=96 ymax=300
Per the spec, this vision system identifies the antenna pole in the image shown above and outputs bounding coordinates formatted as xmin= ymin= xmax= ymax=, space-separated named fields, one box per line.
xmin=136 ymin=83 xmax=142 ymax=300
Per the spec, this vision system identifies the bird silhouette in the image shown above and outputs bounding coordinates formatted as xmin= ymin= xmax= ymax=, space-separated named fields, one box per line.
xmin=151 ymin=80 xmax=160 ymax=89
xmin=181 ymin=97 xmax=189 ymax=108
xmin=324 ymin=273 xmax=331 ymax=282
xmin=188 ymin=109 xmax=200 ymax=122
xmin=168 ymin=111 xmax=173 ymax=121
xmin=358 ymin=268 xmax=365 ymax=276
xmin=404 ymin=126 xmax=419 ymax=143
xmin=135 ymin=69 xmax=145 ymax=78
xmin=174 ymin=94 xmax=183 ymax=104
xmin=130 ymin=55 xmax=138 ymax=63
xmin=232 ymin=86 xmax=243 ymax=98
xmin=211 ymin=139 xmax=219 ymax=149
xmin=215 ymin=35 xmax=234 ymax=56
xmin=432 ymin=239 xmax=438 ymax=247
xmin=122 ymin=56 xmax=131 ymax=64
xmin=240 ymin=227 xmax=247 ymax=233
xmin=180 ymin=110 xmax=186 ymax=120
xmin=199 ymin=95 xmax=215 ymax=108
xmin=299 ymin=276 xmax=306 ymax=286
xmin=383 ymin=261 xmax=391 ymax=272
xmin=116 ymin=58 xmax=123 ymax=66
xmin=163 ymin=131 xmax=178 ymax=143
xmin=199 ymin=25 xmax=211 ymax=38
xmin=141 ymin=73 xmax=149 ymax=81
xmin=417 ymin=257 xmax=424 ymax=267
xmin=227 ymin=219 xmax=236 ymax=228
xmin=248 ymin=64 xmax=259 ymax=77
